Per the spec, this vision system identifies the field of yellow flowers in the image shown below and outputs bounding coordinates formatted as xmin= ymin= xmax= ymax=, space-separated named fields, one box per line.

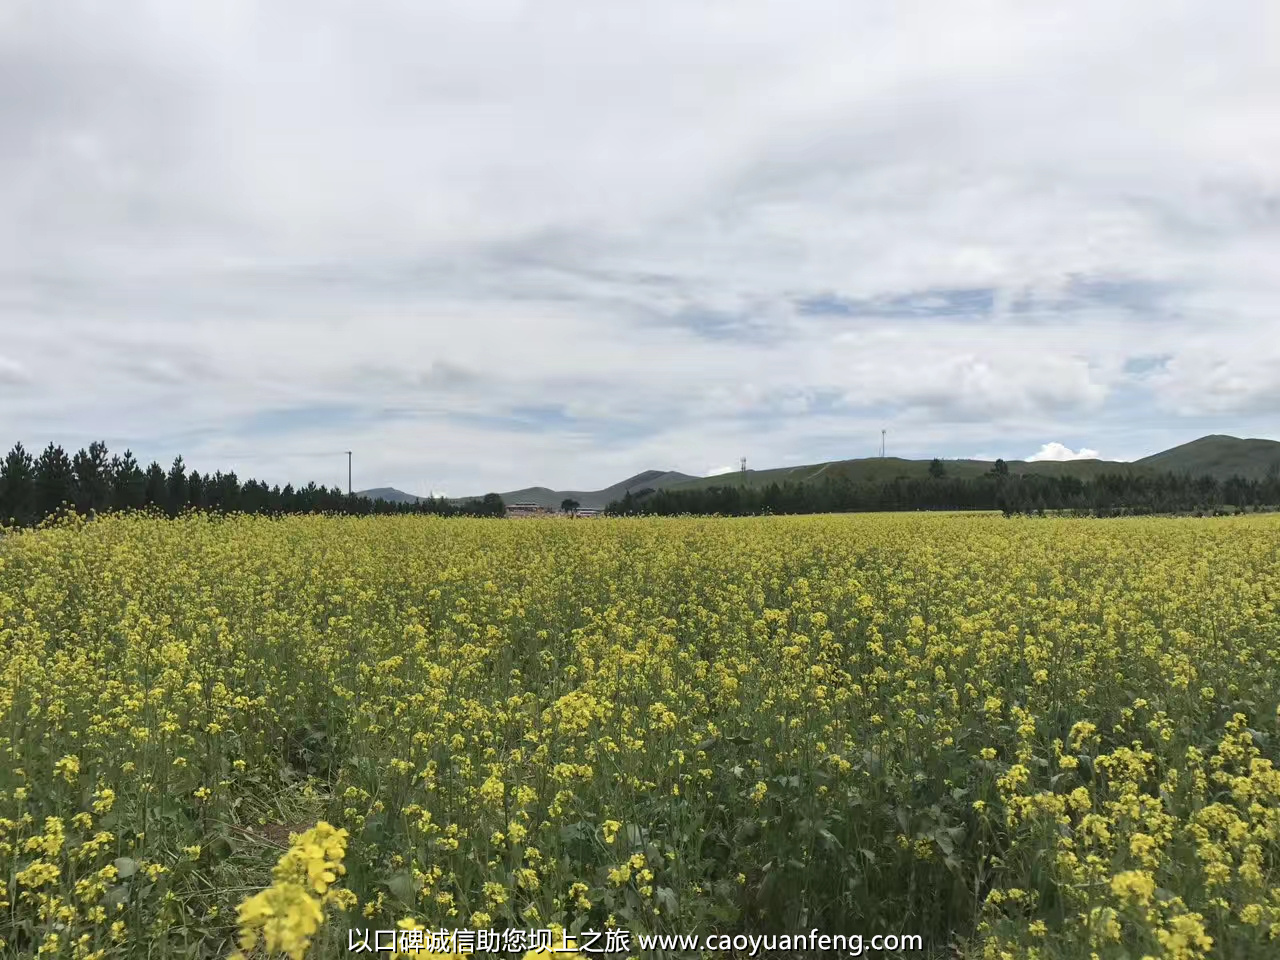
xmin=2 ymin=511 xmax=1279 ymax=959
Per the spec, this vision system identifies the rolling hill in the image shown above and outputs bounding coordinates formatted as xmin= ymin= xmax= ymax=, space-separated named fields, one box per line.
xmin=361 ymin=435 xmax=1280 ymax=511
xmin=659 ymin=455 xmax=1145 ymax=495
xmin=657 ymin=435 xmax=1280 ymax=499
xmin=362 ymin=469 xmax=700 ymax=511
xmin=462 ymin=469 xmax=699 ymax=511
xmin=1135 ymin=435 xmax=1280 ymax=481
xmin=354 ymin=486 xmax=425 ymax=504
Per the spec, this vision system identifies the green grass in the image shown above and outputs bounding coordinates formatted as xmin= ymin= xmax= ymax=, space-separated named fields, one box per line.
xmin=664 ymin=455 xmax=1147 ymax=494
xmin=1136 ymin=434 xmax=1280 ymax=481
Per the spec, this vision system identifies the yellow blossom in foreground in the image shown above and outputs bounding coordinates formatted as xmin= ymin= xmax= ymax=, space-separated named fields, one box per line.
xmin=4 ymin=511 xmax=1280 ymax=958
xmin=230 ymin=822 xmax=350 ymax=960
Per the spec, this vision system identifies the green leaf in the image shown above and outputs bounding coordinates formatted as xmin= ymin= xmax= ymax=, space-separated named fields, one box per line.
xmin=113 ymin=857 xmax=138 ymax=879
xmin=623 ymin=823 xmax=649 ymax=849
xmin=387 ymin=871 xmax=417 ymax=905
xmin=104 ymin=884 xmax=130 ymax=908
xmin=655 ymin=886 xmax=678 ymax=914
xmin=559 ymin=820 xmax=593 ymax=844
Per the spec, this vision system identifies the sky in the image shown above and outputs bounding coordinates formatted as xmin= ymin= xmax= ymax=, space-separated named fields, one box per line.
xmin=2 ymin=1 xmax=1278 ymax=497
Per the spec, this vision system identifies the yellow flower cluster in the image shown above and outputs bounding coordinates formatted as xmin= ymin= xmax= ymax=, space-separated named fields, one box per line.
xmin=231 ymin=821 xmax=354 ymax=960
xmin=3 ymin=510 xmax=1280 ymax=958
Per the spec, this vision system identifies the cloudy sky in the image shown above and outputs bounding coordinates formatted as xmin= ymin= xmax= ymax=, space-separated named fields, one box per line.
xmin=2 ymin=1 xmax=1278 ymax=495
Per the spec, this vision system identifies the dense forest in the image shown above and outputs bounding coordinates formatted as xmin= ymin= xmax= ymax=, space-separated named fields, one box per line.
xmin=0 ymin=441 xmax=506 ymax=527
xmin=606 ymin=458 xmax=1280 ymax=518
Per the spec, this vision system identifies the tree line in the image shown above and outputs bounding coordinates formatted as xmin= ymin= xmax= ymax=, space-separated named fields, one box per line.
xmin=0 ymin=441 xmax=506 ymax=527
xmin=605 ymin=459 xmax=1280 ymax=518
xmin=7 ymin=440 xmax=1276 ymax=527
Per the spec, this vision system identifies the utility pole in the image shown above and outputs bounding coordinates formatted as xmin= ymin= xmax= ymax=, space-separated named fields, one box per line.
xmin=345 ymin=451 xmax=352 ymax=496
xmin=881 ymin=430 xmax=886 ymax=458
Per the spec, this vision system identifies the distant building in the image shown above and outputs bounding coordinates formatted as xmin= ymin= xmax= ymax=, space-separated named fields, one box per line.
xmin=574 ymin=507 xmax=603 ymax=517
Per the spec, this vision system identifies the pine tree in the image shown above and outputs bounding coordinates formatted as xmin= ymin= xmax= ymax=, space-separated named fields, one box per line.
xmin=72 ymin=441 xmax=112 ymax=514
xmin=165 ymin=456 xmax=187 ymax=516
xmin=0 ymin=442 xmax=36 ymax=526
xmin=112 ymin=450 xmax=146 ymax=510
xmin=143 ymin=461 xmax=166 ymax=508
xmin=187 ymin=470 xmax=205 ymax=510
xmin=221 ymin=471 xmax=241 ymax=511
xmin=34 ymin=443 xmax=74 ymax=522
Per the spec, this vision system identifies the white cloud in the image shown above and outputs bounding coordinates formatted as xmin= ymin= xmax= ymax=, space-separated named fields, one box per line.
xmin=1 ymin=2 xmax=1278 ymax=490
xmin=1028 ymin=442 xmax=1102 ymax=462
xmin=0 ymin=355 xmax=30 ymax=385
xmin=704 ymin=465 xmax=738 ymax=477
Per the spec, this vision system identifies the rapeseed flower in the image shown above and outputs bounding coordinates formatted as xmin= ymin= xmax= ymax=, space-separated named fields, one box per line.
xmin=4 ymin=511 xmax=1280 ymax=957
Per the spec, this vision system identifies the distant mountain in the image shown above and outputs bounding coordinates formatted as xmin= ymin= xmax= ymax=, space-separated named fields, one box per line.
xmin=659 ymin=454 xmax=1144 ymax=495
xmin=454 ymin=469 xmax=699 ymax=511
xmin=653 ymin=435 xmax=1279 ymax=497
xmin=360 ymin=436 xmax=1280 ymax=511
xmin=356 ymin=486 xmax=425 ymax=504
xmin=1135 ymin=435 xmax=1280 ymax=481
xmin=358 ymin=486 xmax=496 ymax=505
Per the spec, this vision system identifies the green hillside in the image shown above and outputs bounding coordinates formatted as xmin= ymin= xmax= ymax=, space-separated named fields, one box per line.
xmin=663 ymin=454 xmax=1147 ymax=495
xmin=367 ymin=435 xmax=1280 ymax=509
xmin=658 ymin=435 xmax=1280 ymax=497
xmin=355 ymin=486 xmax=423 ymax=504
xmin=452 ymin=469 xmax=699 ymax=511
xmin=1135 ymin=435 xmax=1280 ymax=481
